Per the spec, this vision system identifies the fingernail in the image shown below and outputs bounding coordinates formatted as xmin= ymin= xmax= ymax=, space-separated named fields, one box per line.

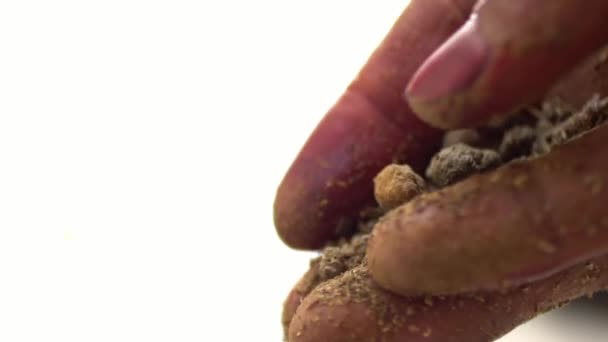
xmin=406 ymin=17 xmax=488 ymax=102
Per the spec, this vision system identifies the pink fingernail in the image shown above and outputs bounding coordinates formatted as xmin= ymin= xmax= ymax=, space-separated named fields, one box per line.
xmin=406 ymin=17 xmax=488 ymax=102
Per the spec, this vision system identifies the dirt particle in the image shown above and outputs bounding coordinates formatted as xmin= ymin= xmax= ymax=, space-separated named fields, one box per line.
xmin=391 ymin=315 xmax=406 ymax=328
xmin=536 ymin=240 xmax=557 ymax=254
xmin=374 ymin=164 xmax=426 ymax=210
xmin=408 ymin=325 xmax=420 ymax=333
xmin=532 ymin=97 xmax=576 ymax=124
xmin=499 ymin=125 xmax=537 ymax=161
xmin=490 ymin=173 xmax=502 ymax=183
xmin=317 ymin=234 xmax=369 ymax=281
xmin=425 ymin=144 xmax=501 ymax=187
xmin=513 ymin=174 xmax=529 ymax=188
xmin=535 ymin=95 xmax=608 ymax=154
xmin=472 ymin=295 xmax=486 ymax=303
xmin=423 ymin=327 xmax=433 ymax=338
xmin=424 ymin=296 xmax=434 ymax=307
xmin=584 ymin=174 xmax=604 ymax=196
xmin=587 ymin=225 xmax=599 ymax=237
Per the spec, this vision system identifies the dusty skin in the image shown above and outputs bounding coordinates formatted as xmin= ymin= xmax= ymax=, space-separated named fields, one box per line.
xmin=278 ymin=0 xmax=608 ymax=338
xmin=369 ymin=99 xmax=608 ymax=296
xmin=283 ymin=95 xmax=608 ymax=341
xmin=289 ymin=259 xmax=608 ymax=342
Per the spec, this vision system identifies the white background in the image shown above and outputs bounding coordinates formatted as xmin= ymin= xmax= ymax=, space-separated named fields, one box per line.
xmin=0 ymin=0 xmax=606 ymax=341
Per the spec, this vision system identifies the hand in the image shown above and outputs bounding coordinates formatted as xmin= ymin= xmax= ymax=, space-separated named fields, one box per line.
xmin=276 ymin=0 xmax=608 ymax=341
xmin=274 ymin=0 xmax=608 ymax=250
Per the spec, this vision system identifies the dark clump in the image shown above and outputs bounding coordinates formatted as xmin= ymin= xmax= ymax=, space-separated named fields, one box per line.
xmin=535 ymin=95 xmax=608 ymax=154
xmin=317 ymin=234 xmax=369 ymax=281
xmin=533 ymin=97 xmax=577 ymax=125
xmin=373 ymin=164 xmax=426 ymax=210
xmin=300 ymin=208 xmax=381 ymax=296
xmin=499 ymin=125 xmax=537 ymax=161
xmin=356 ymin=206 xmax=386 ymax=234
xmin=425 ymin=143 xmax=502 ymax=187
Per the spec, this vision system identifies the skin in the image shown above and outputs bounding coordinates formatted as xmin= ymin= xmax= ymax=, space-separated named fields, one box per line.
xmin=277 ymin=0 xmax=608 ymax=340
xmin=274 ymin=0 xmax=477 ymax=250
xmin=369 ymin=123 xmax=608 ymax=296
xmin=407 ymin=0 xmax=608 ymax=129
xmin=289 ymin=259 xmax=608 ymax=342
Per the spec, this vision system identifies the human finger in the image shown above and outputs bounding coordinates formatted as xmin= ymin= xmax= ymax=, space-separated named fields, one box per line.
xmin=368 ymin=122 xmax=608 ymax=296
xmin=289 ymin=259 xmax=608 ymax=342
xmin=274 ymin=0 xmax=477 ymax=249
xmin=406 ymin=0 xmax=608 ymax=129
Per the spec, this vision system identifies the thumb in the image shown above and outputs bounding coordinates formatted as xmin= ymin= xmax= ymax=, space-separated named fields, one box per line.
xmin=406 ymin=0 xmax=608 ymax=129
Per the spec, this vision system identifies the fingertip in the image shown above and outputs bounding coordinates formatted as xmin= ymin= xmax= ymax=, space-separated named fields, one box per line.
xmin=283 ymin=261 xmax=322 ymax=332
xmin=282 ymin=289 xmax=303 ymax=335
xmin=273 ymin=181 xmax=329 ymax=250
xmin=367 ymin=202 xmax=448 ymax=296
xmin=405 ymin=18 xmax=489 ymax=129
xmin=288 ymin=266 xmax=387 ymax=341
xmin=406 ymin=0 xmax=608 ymax=130
xmin=288 ymin=299 xmax=375 ymax=342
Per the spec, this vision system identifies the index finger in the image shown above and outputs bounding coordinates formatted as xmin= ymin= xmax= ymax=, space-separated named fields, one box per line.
xmin=274 ymin=0 xmax=476 ymax=249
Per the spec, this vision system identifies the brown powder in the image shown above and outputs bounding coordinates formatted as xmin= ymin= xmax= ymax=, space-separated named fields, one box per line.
xmin=315 ymin=263 xmax=409 ymax=333
xmin=317 ymin=234 xmax=369 ymax=281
